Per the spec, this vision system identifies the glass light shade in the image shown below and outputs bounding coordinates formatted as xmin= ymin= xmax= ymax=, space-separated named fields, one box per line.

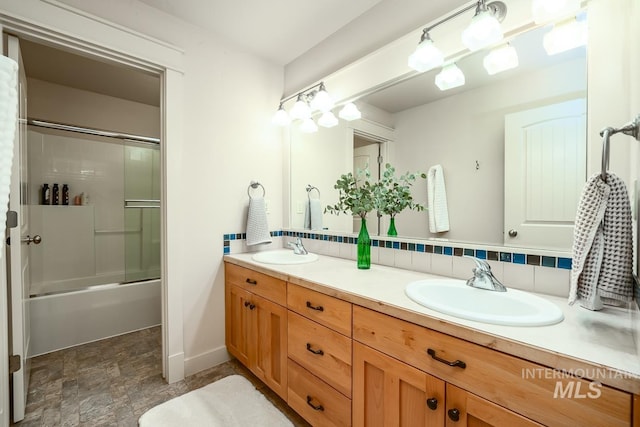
xmin=338 ymin=102 xmax=361 ymax=121
xmin=543 ymin=19 xmax=587 ymax=55
xmin=289 ymin=95 xmax=311 ymax=120
xmin=435 ymin=64 xmax=465 ymax=91
xmin=483 ymin=44 xmax=519 ymax=75
xmin=310 ymin=88 xmax=334 ymax=112
xmin=461 ymin=10 xmax=504 ymax=51
xmin=532 ymin=0 xmax=580 ymax=24
xmin=408 ymin=39 xmax=444 ymax=72
xmin=300 ymin=118 xmax=318 ymax=133
xmin=318 ymin=111 xmax=338 ymax=128
xmin=271 ymin=106 xmax=290 ymax=126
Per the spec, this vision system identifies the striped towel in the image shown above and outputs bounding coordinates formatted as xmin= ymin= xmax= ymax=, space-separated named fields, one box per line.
xmin=427 ymin=164 xmax=450 ymax=233
xmin=568 ymin=172 xmax=634 ymax=309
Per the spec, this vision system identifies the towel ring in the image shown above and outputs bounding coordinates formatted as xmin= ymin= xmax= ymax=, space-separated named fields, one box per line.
xmin=599 ymin=115 xmax=640 ymax=181
xmin=247 ymin=181 xmax=265 ymax=198
xmin=306 ymin=185 xmax=320 ymax=200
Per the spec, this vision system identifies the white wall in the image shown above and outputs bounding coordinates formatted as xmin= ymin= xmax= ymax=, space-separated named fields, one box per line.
xmin=0 ymin=0 xmax=284 ymax=377
xmin=392 ymin=58 xmax=586 ymax=244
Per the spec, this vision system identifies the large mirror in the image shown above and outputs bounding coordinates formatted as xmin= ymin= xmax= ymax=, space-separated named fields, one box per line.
xmin=289 ymin=14 xmax=587 ymax=252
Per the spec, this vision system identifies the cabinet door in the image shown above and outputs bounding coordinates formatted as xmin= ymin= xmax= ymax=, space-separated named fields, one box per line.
xmin=354 ymin=342 xmax=445 ymax=427
xmin=445 ymin=384 xmax=542 ymax=427
xmin=253 ymin=294 xmax=288 ymax=400
xmin=225 ymin=283 xmax=253 ymax=366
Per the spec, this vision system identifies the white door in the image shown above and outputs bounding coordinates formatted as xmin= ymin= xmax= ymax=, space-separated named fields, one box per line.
xmin=504 ymin=98 xmax=587 ymax=250
xmin=353 ymin=140 xmax=381 ymax=235
xmin=6 ymin=34 xmax=30 ymax=423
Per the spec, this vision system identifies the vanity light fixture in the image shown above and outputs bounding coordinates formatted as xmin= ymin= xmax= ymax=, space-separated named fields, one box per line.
xmin=461 ymin=0 xmax=506 ymax=51
xmin=318 ymin=111 xmax=339 ymax=128
xmin=435 ymin=64 xmax=465 ymax=91
xmin=338 ymin=102 xmax=362 ymax=121
xmin=408 ymin=29 xmax=444 ymax=72
xmin=271 ymin=103 xmax=291 ymax=126
xmin=543 ymin=17 xmax=587 ymax=55
xmin=300 ymin=118 xmax=318 ymax=133
xmin=483 ymin=43 xmax=518 ymax=75
xmin=409 ymin=1 xmax=506 ymax=74
xmin=532 ymin=0 xmax=580 ymax=24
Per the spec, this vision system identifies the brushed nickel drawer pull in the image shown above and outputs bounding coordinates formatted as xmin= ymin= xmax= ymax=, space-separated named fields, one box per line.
xmin=306 ymin=343 xmax=324 ymax=356
xmin=306 ymin=395 xmax=324 ymax=411
xmin=245 ymin=278 xmax=257 ymax=285
xmin=427 ymin=348 xmax=466 ymax=369
xmin=306 ymin=301 xmax=324 ymax=311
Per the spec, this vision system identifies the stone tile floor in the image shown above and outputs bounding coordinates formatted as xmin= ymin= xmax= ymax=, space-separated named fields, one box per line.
xmin=13 ymin=326 xmax=309 ymax=426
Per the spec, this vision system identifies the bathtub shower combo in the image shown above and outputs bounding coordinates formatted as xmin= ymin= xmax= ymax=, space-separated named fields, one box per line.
xmin=26 ymin=121 xmax=161 ymax=356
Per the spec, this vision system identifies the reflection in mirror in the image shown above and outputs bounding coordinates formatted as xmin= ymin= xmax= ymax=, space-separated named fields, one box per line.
xmin=289 ymin=22 xmax=586 ymax=252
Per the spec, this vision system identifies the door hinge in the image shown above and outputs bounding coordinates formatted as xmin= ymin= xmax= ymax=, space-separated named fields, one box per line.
xmin=377 ymin=155 xmax=383 ymax=164
xmin=6 ymin=210 xmax=17 ymax=229
xmin=9 ymin=354 xmax=20 ymax=374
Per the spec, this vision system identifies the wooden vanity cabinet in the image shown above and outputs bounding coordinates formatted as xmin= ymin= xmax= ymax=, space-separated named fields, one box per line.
xmin=224 ymin=263 xmax=288 ymax=400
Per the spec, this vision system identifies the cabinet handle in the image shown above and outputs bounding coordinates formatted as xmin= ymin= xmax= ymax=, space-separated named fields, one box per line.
xmin=306 ymin=396 xmax=324 ymax=411
xmin=426 ymin=397 xmax=438 ymax=410
xmin=306 ymin=301 xmax=324 ymax=312
xmin=447 ymin=408 xmax=460 ymax=422
xmin=245 ymin=278 xmax=257 ymax=285
xmin=249 ymin=303 xmax=256 ymax=310
xmin=244 ymin=301 xmax=250 ymax=307
xmin=306 ymin=343 xmax=324 ymax=356
xmin=426 ymin=348 xmax=466 ymax=369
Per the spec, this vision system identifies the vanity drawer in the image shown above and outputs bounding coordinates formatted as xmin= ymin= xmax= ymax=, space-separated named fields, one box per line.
xmin=224 ymin=263 xmax=286 ymax=304
xmin=353 ymin=305 xmax=631 ymax=427
xmin=288 ymin=359 xmax=351 ymax=427
xmin=288 ymin=311 xmax=352 ymax=397
xmin=287 ymin=283 xmax=352 ymax=337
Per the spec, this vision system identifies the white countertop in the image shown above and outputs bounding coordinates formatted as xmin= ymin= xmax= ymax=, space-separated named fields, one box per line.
xmin=225 ymin=252 xmax=640 ymax=394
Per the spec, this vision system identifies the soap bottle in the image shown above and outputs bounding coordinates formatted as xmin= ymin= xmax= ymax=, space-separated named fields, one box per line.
xmin=62 ymin=184 xmax=69 ymax=206
xmin=52 ymin=183 xmax=59 ymax=205
xmin=41 ymin=184 xmax=50 ymax=205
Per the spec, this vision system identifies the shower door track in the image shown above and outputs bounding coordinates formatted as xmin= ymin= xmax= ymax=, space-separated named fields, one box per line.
xmin=27 ymin=119 xmax=160 ymax=145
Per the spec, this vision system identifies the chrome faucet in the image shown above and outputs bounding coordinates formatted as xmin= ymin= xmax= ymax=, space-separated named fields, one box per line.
xmin=287 ymin=237 xmax=308 ymax=255
xmin=465 ymin=256 xmax=507 ymax=292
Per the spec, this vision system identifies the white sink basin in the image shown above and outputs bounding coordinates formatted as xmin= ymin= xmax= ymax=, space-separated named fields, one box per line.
xmin=252 ymin=249 xmax=319 ymax=265
xmin=405 ymin=279 xmax=564 ymax=327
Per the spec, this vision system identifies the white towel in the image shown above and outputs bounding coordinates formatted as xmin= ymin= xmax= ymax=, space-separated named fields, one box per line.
xmin=427 ymin=164 xmax=450 ymax=233
xmin=568 ymin=173 xmax=634 ymax=310
xmin=246 ymin=196 xmax=272 ymax=246
xmin=304 ymin=198 xmax=323 ymax=231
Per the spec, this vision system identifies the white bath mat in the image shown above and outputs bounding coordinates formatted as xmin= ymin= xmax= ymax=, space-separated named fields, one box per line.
xmin=138 ymin=375 xmax=293 ymax=427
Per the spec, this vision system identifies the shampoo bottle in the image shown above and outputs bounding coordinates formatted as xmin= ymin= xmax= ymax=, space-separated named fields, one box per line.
xmin=52 ymin=183 xmax=59 ymax=205
xmin=41 ymin=184 xmax=50 ymax=205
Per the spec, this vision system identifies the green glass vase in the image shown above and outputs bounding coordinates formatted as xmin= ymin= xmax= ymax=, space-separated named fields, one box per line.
xmin=387 ymin=217 xmax=398 ymax=236
xmin=357 ymin=217 xmax=371 ymax=269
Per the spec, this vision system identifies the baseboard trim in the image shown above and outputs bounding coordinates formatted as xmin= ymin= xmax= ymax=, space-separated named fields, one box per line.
xmin=184 ymin=345 xmax=230 ymax=377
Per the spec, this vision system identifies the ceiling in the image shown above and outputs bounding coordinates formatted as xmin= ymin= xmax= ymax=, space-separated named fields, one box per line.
xmin=136 ymin=0 xmax=385 ymax=65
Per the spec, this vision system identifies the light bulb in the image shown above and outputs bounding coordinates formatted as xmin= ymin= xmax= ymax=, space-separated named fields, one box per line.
xmin=532 ymin=0 xmax=580 ymax=24
xmin=310 ymin=84 xmax=334 ymax=112
xmin=483 ymin=44 xmax=518 ymax=75
xmin=462 ymin=10 xmax=504 ymax=51
xmin=318 ymin=111 xmax=338 ymax=128
xmin=543 ymin=19 xmax=587 ymax=55
xmin=300 ymin=118 xmax=318 ymax=133
xmin=289 ymin=94 xmax=311 ymax=120
xmin=271 ymin=104 xmax=290 ymax=126
xmin=338 ymin=103 xmax=361 ymax=121
xmin=435 ymin=64 xmax=465 ymax=91
xmin=408 ymin=36 xmax=444 ymax=73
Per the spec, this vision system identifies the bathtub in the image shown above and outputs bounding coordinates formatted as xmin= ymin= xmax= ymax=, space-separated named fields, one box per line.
xmin=28 ymin=279 xmax=161 ymax=357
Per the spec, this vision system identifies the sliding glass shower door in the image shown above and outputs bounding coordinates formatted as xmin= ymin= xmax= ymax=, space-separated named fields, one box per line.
xmin=124 ymin=142 xmax=161 ymax=283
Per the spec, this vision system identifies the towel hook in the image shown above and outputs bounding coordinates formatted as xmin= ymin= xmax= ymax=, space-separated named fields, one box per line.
xmin=247 ymin=181 xmax=265 ymax=198
xmin=599 ymin=114 xmax=640 ymax=181
xmin=306 ymin=185 xmax=320 ymax=200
